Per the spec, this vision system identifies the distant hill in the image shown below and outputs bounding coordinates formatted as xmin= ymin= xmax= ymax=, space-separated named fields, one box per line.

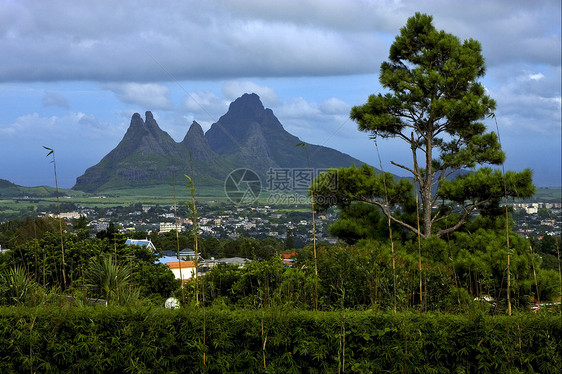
xmin=72 ymin=93 xmax=372 ymax=194
xmin=0 ymin=179 xmax=67 ymax=198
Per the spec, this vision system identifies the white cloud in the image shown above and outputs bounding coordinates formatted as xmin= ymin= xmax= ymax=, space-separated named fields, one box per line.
xmin=272 ymin=96 xmax=355 ymax=146
xmin=103 ymin=82 xmax=173 ymax=110
xmin=488 ymin=65 xmax=561 ymax=136
xmin=518 ymin=72 xmax=546 ymax=82
xmin=222 ymin=81 xmax=279 ymax=106
xmin=76 ymin=112 xmax=103 ymax=130
xmin=277 ymin=97 xmax=322 ymax=120
xmin=320 ymin=97 xmax=350 ymax=114
xmin=181 ymin=91 xmax=228 ymax=124
xmin=1 ymin=111 xmax=118 ymax=142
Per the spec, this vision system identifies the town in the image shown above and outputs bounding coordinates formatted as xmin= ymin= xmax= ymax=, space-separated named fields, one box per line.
xmin=11 ymin=195 xmax=560 ymax=246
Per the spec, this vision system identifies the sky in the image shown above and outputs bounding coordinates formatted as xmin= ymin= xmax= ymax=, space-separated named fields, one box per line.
xmin=0 ymin=0 xmax=560 ymax=189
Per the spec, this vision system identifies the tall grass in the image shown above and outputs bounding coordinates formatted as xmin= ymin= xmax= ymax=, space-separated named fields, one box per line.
xmin=43 ymin=146 xmax=66 ymax=288
xmin=186 ymin=168 xmax=207 ymax=366
xmin=297 ymin=141 xmax=319 ymax=310
xmin=172 ymin=176 xmax=185 ymax=303
xmin=491 ymin=114 xmax=512 ymax=315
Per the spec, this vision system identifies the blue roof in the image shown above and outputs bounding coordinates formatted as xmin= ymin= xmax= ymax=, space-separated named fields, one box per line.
xmin=157 ymin=255 xmax=179 ymax=265
xmin=125 ymin=239 xmax=155 ymax=248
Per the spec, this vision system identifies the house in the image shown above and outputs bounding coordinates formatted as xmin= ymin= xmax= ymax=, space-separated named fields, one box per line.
xmin=159 ymin=222 xmax=183 ymax=233
xmin=198 ymin=258 xmax=220 ymax=274
xmin=281 ymin=252 xmax=297 ymax=267
xmin=216 ymin=257 xmax=251 ymax=267
xmin=125 ymin=238 xmax=157 ymax=252
xmin=166 ymin=260 xmax=198 ymax=283
xmin=178 ymin=248 xmax=202 ymax=261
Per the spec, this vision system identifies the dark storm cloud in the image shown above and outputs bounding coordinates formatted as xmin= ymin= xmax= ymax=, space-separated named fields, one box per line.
xmin=0 ymin=0 xmax=558 ymax=83
xmin=0 ymin=0 xmax=384 ymax=82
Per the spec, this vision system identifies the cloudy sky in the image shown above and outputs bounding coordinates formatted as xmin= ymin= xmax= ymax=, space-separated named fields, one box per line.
xmin=1 ymin=0 xmax=560 ymax=189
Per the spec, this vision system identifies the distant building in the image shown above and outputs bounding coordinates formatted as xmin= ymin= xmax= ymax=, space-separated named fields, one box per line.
xmin=159 ymin=222 xmax=183 ymax=233
xmin=125 ymin=238 xmax=156 ymax=252
xmin=166 ymin=260 xmax=197 ymax=282
xmin=178 ymin=248 xmax=202 ymax=261
xmin=89 ymin=220 xmax=109 ymax=232
xmin=526 ymin=206 xmax=538 ymax=214
xmin=216 ymin=257 xmax=251 ymax=267
xmin=57 ymin=211 xmax=85 ymax=219
xmin=281 ymin=252 xmax=297 ymax=267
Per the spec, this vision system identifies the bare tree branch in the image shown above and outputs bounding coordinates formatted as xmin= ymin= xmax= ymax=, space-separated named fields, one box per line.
xmin=363 ymin=198 xmax=421 ymax=237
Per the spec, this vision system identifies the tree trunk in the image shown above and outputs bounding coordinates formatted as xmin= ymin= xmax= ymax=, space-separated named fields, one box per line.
xmin=422 ymin=134 xmax=433 ymax=238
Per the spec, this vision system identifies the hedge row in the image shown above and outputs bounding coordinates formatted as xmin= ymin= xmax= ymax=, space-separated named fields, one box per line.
xmin=0 ymin=307 xmax=560 ymax=373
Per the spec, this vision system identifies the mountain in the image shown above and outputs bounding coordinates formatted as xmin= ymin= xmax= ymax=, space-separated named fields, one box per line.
xmin=72 ymin=93 xmax=369 ymax=193
xmin=206 ymin=93 xmax=363 ymax=171
xmin=180 ymin=121 xmax=235 ymax=182
xmin=74 ymin=112 xmax=189 ymax=192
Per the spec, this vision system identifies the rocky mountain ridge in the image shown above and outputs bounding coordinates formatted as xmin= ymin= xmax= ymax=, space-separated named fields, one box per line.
xmin=73 ymin=93 xmax=368 ymax=193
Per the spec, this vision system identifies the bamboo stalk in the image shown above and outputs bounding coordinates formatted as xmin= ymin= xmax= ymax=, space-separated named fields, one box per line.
xmin=297 ymin=141 xmax=318 ymax=311
xmin=43 ymin=146 xmax=66 ymax=288
xmin=172 ymin=176 xmax=185 ymax=304
xmin=493 ymin=116 xmax=511 ymax=315
xmin=375 ymin=139 xmax=397 ymax=313
xmin=415 ymin=181 xmax=423 ymax=306
xmin=523 ymin=212 xmax=540 ymax=304
xmin=556 ymin=237 xmax=562 ymax=317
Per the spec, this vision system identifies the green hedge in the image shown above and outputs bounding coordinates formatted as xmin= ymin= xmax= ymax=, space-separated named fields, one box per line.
xmin=0 ymin=307 xmax=560 ymax=373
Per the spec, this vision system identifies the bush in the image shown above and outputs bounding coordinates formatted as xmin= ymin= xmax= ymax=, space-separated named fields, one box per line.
xmin=0 ymin=307 xmax=559 ymax=373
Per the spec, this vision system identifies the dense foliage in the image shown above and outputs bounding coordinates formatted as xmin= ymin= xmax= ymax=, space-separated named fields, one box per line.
xmin=0 ymin=306 xmax=559 ymax=373
xmin=0 ymin=213 xmax=560 ymax=312
xmin=0 ymin=218 xmax=180 ymax=306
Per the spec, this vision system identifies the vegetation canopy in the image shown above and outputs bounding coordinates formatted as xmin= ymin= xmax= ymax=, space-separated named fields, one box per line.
xmin=312 ymin=13 xmax=535 ymax=238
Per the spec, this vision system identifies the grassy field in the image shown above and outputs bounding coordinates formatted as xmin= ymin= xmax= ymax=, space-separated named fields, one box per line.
xmin=532 ymin=186 xmax=562 ymax=202
xmin=0 ymin=183 xmax=559 ymax=217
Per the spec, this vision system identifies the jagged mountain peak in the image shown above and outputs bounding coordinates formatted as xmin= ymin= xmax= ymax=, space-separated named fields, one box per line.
xmin=227 ymin=93 xmax=264 ymax=116
xmin=184 ymin=121 xmax=204 ymax=140
xmin=181 ymin=121 xmax=219 ymax=163
xmin=216 ymin=93 xmax=280 ymax=128
xmin=128 ymin=111 xmax=158 ymax=132
xmin=72 ymin=111 xmax=186 ymax=192
xmin=205 ymin=93 xmax=284 ymax=155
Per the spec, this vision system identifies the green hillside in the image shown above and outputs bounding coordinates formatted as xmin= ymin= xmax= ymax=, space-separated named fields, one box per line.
xmin=0 ymin=179 xmax=88 ymax=199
